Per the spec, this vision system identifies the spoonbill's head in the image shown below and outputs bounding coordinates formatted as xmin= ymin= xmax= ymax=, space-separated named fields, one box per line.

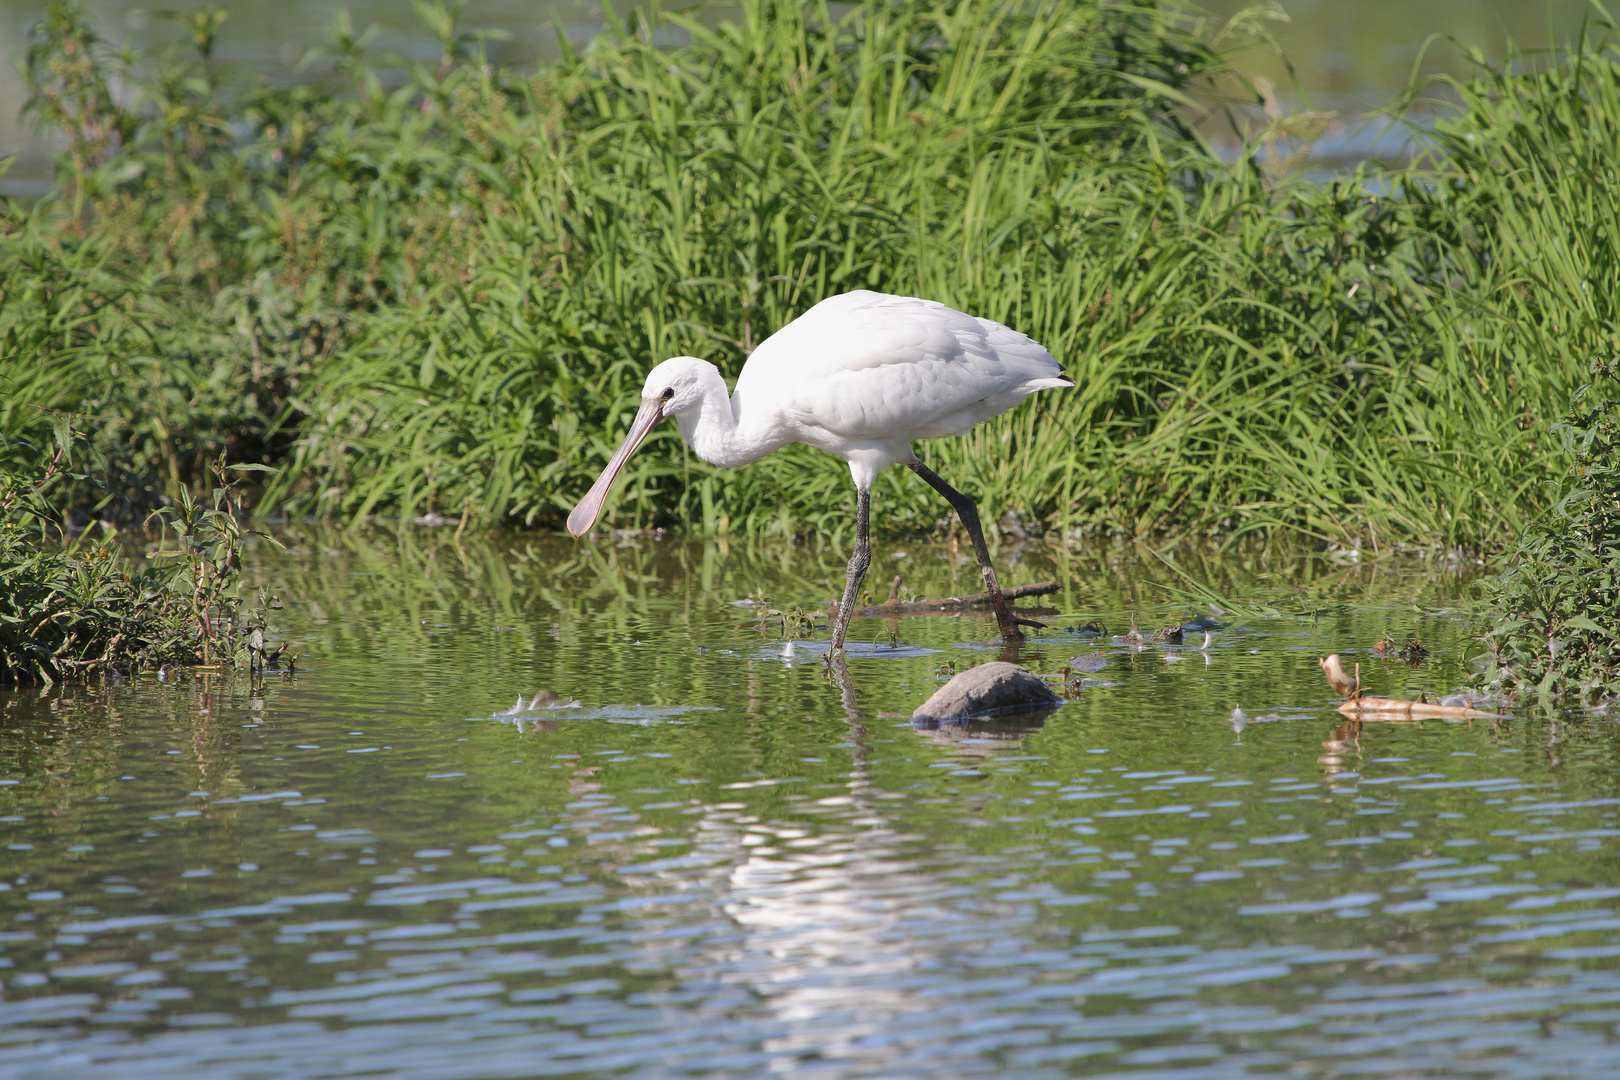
xmin=566 ymin=357 xmax=713 ymax=538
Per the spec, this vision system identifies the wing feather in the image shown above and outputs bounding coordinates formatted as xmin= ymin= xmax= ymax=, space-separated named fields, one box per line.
xmin=733 ymin=291 xmax=1065 ymax=443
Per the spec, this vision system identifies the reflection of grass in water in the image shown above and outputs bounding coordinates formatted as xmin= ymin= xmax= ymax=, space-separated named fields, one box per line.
xmin=246 ymin=525 xmax=1487 ymax=733
xmin=2 ymin=2 xmax=1617 ymax=554
xmin=258 ymin=524 xmax=1481 ymax=627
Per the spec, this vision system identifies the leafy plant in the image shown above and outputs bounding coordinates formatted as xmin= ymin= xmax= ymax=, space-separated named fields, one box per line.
xmin=147 ymin=454 xmax=283 ymax=667
xmin=230 ymin=591 xmax=296 ymax=673
xmin=1476 ymin=361 xmax=1620 ymax=702
xmin=0 ymin=426 xmax=288 ymax=684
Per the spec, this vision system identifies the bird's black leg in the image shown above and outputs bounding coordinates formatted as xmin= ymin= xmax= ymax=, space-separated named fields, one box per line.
xmin=908 ymin=459 xmax=1041 ymax=643
xmin=830 ymin=485 xmax=872 ymax=652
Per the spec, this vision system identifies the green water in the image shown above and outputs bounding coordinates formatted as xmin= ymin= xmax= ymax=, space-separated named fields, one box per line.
xmin=2 ymin=531 xmax=1619 ymax=1078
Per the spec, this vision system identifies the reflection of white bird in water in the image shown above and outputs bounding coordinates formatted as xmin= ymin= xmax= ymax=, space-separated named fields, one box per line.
xmin=567 ymin=290 xmax=1073 ymax=648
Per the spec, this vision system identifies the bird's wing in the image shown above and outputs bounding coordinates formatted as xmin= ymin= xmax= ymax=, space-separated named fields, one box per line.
xmin=734 ymin=291 xmax=1065 ymax=442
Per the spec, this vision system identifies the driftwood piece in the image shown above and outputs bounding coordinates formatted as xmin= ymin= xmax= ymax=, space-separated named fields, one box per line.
xmin=1319 ymin=655 xmax=1361 ymax=698
xmin=1318 ymin=653 xmax=1501 ymax=719
xmin=1336 ymin=698 xmax=1499 ymax=720
xmin=829 ymin=580 xmax=1059 ymax=618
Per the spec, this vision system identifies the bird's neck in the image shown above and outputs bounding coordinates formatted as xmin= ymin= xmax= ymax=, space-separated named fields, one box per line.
xmin=674 ymin=367 xmax=775 ymax=469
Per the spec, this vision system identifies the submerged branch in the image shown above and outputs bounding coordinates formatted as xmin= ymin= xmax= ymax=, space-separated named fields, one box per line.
xmin=1318 ymin=652 xmax=1501 ymax=719
xmin=1335 ymin=698 xmax=1499 ymax=720
xmin=829 ymin=579 xmax=1059 ymax=618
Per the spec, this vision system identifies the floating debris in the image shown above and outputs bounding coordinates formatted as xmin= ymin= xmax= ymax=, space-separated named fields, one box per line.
xmin=1338 ymin=697 xmax=1500 ymax=719
xmin=489 ymin=700 xmax=717 ymax=731
xmin=1319 ymin=655 xmax=1362 ymax=699
xmin=756 ymin=600 xmax=815 ymax=639
xmin=1115 ymin=617 xmax=1146 ymax=646
xmin=1067 ymin=652 xmax=1110 ymax=674
xmin=500 ymin=691 xmax=581 ymax=715
xmin=1372 ymin=637 xmax=1429 ymax=663
xmin=1057 ymin=654 xmax=1111 ymax=698
xmin=1317 ymin=653 xmax=1501 ymax=718
xmin=827 ymin=580 xmax=1059 ymax=619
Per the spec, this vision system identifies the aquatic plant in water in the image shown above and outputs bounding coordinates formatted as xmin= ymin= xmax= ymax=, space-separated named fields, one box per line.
xmin=0 ymin=426 xmax=287 ymax=683
xmin=1476 ymin=362 xmax=1620 ymax=702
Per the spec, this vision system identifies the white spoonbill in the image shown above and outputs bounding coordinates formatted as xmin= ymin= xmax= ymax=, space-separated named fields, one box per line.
xmin=566 ymin=290 xmax=1072 ymax=648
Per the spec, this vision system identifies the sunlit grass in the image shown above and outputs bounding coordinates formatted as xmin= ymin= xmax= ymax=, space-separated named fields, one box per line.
xmin=3 ymin=1 xmax=1616 ymax=553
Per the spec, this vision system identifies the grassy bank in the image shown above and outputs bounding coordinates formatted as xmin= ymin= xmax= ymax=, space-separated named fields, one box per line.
xmin=1 ymin=1 xmax=1615 ymax=551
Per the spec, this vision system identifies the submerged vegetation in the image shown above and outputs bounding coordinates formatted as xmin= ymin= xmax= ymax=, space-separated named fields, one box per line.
xmin=2 ymin=0 xmax=1616 ymax=551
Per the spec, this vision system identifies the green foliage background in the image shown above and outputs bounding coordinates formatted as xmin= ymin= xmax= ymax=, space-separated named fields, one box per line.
xmin=2 ymin=0 xmax=1616 ymax=553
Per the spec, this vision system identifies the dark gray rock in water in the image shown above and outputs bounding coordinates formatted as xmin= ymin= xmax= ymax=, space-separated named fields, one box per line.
xmin=912 ymin=662 xmax=1065 ymax=723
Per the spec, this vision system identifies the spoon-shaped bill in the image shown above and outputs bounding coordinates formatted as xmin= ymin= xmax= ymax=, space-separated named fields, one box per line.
xmin=567 ymin=397 xmax=665 ymax=538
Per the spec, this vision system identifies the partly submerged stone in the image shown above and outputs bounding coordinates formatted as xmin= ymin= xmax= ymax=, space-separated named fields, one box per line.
xmin=1068 ymin=652 xmax=1109 ymax=674
xmin=912 ymin=661 xmax=1064 ymax=724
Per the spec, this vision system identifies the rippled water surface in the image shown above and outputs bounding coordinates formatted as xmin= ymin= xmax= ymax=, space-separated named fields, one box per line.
xmin=2 ymin=531 xmax=1618 ymax=1079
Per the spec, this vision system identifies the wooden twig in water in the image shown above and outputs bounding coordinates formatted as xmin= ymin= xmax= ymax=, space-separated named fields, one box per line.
xmin=829 ymin=580 xmax=1060 ymax=618
xmin=1318 ymin=653 xmax=1501 ymax=719
xmin=1336 ymin=698 xmax=1498 ymax=719
xmin=1319 ymin=654 xmax=1361 ymax=698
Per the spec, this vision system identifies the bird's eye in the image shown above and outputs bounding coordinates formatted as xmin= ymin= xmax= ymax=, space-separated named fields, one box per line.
xmin=661 ymin=387 xmax=674 ymax=400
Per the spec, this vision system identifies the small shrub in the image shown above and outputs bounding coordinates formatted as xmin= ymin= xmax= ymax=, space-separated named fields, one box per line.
xmin=1476 ymin=361 xmax=1620 ymax=701
xmin=0 ymin=425 xmax=287 ymax=684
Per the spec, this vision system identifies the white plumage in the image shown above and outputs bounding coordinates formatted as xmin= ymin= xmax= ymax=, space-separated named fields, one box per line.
xmin=567 ymin=290 xmax=1071 ymax=649
xmin=736 ymin=291 xmax=1069 ymax=466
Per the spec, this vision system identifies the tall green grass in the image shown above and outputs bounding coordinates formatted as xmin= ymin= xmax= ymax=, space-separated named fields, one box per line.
xmin=2 ymin=1 xmax=1615 ymax=551
xmin=261 ymin=0 xmax=1236 ymax=535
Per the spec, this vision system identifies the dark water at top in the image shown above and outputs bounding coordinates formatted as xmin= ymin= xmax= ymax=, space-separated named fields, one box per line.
xmin=1 ymin=530 xmax=1618 ymax=1078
